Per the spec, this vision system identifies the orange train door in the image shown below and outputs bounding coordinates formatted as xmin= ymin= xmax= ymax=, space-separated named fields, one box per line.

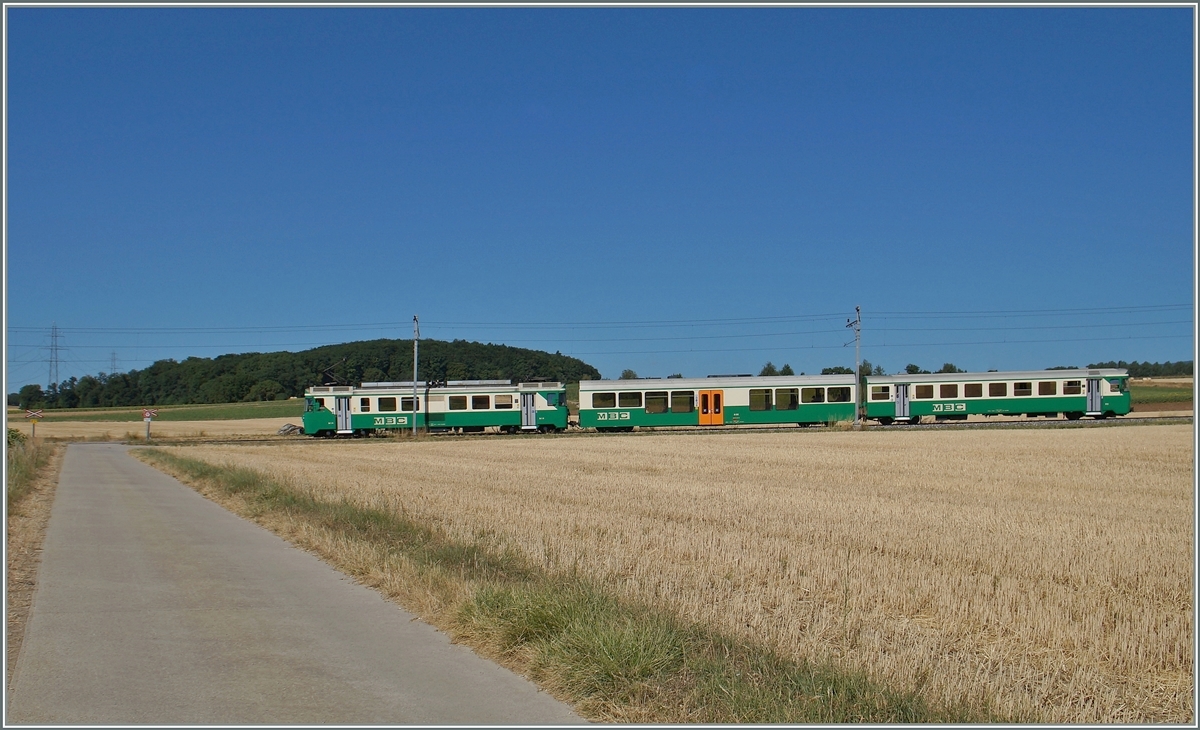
xmin=699 ymin=390 xmax=724 ymax=426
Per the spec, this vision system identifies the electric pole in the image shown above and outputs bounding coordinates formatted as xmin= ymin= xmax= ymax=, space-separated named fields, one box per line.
xmin=413 ymin=315 xmax=419 ymax=437
xmin=846 ymin=306 xmax=861 ymax=430
xmin=48 ymin=323 xmax=60 ymax=391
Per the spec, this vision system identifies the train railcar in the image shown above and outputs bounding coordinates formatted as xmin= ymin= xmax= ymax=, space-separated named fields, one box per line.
xmin=303 ymin=380 xmax=568 ymax=437
xmin=863 ymin=369 xmax=1131 ymax=424
xmin=578 ymin=374 xmax=858 ymax=431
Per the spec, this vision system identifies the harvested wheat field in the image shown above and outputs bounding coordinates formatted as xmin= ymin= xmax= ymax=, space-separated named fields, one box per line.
xmin=6 ymin=418 xmax=298 ymax=440
xmin=165 ymin=425 xmax=1194 ymax=723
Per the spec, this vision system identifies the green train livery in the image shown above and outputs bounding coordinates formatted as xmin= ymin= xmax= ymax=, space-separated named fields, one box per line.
xmin=303 ymin=380 xmax=568 ymax=437
xmin=578 ymin=374 xmax=858 ymax=431
xmin=863 ymin=369 xmax=1131 ymax=424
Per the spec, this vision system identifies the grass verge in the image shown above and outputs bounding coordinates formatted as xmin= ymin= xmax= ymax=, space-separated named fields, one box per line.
xmin=136 ymin=447 xmax=1008 ymax=723
xmin=6 ymin=436 xmax=53 ymax=514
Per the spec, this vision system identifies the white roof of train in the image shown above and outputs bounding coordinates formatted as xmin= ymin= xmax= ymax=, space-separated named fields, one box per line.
xmin=865 ymin=369 xmax=1128 ymax=384
xmin=579 ymin=374 xmax=856 ymax=391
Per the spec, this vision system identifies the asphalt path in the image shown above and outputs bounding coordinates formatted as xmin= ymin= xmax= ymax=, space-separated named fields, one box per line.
xmin=6 ymin=443 xmax=583 ymax=725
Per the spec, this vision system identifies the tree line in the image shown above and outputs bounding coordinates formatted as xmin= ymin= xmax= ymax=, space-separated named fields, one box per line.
xmin=10 ymin=339 xmax=602 ymax=410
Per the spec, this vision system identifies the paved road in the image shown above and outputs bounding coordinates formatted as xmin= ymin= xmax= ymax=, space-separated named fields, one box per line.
xmin=7 ymin=443 xmax=582 ymax=725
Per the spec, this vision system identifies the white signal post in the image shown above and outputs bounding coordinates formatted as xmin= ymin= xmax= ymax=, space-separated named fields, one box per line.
xmin=143 ymin=409 xmax=158 ymax=441
xmin=25 ymin=409 xmax=42 ymax=439
xmin=412 ymin=315 xmax=419 ymax=437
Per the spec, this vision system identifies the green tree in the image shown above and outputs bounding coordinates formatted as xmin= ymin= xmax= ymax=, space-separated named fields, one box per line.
xmin=821 ymin=366 xmax=854 ymax=374
xmin=667 ymin=373 xmax=684 ymax=379
xmin=244 ymin=379 xmax=286 ymax=401
xmin=760 ymin=362 xmax=779 ymax=376
xmin=779 ymin=364 xmax=794 ymax=376
xmin=905 ymin=364 xmax=930 ymax=375
xmin=937 ymin=363 xmax=966 ymax=374
xmin=619 ymin=369 xmax=639 ymax=379
xmin=15 ymin=384 xmax=44 ymax=410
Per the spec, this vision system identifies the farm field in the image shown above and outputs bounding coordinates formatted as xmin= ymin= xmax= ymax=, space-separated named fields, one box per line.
xmin=6 ymin=417 xmax=299 ymax=440
xmin=1128 ymin=377 xmax=1194 ymax=409
xmin=159 ymin=425 xmax=1194 ymax=723
xmin=5 ymin=399 xmax=303 ymax=422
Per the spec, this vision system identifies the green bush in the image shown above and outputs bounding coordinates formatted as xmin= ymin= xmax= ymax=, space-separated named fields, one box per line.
xmin=8 ymin=427 xmax=27 ymax=447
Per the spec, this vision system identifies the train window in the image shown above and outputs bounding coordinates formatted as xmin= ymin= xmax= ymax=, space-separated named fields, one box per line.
xmin=964 ymin=383 xmax=983 ymax=398
xmin=776 ymin=388 xmax=799 ymax=410
xmin=315 ymin=398 xmax=325 ymax=408
xmin=401 ymin=397 xmax=420 ymax=411
xmin=618 ymin=392 xmax=642 ymax=408
xmin=1063 ymin=380 xmax=1082 ymax=395
xmin=671 ymin=391 xmax=695 ymax=413
xmin=1038 ymin=381 xmax=1057 ymax=396
xmin=801 ymin=387 xmax=825 ymax=403
xmin=870 ymin=386 xmax=891 ymax=401
xmin=914 ymin=385 xmax=934 ymax=399
xmin=378 ymin=397 xmax=397 ymax=412
xmin=749 ymin=389 xmax=773 ymax=411
xmin=494 ymin=395 xmax=513 ymax=409
xmin=449 ymin=395 xmax=467 ymax=410
xmin=645 ymin=391 xmax=669 ymax=414
xmin=1014 ymin=382 xmax=1032 ymax=397
xmin=827 ymin=387 xmax=851 ymax=403
xmin=940 ymin=384 xmax=959 ymax=399
xmin=360 ymin=398 xmax=371 ymax=412
xmin=1108 ymin=379 xmax=1125 ymax=393
xmin=593 ymin=392 xmax=616 ymax=409
xmin=472 ymin=395 xmax=490 ymax=410
xmin=546 ymin=393 xmax=562 ymax=406
xmin=989 ymin=383 xmax=1007 ymax=397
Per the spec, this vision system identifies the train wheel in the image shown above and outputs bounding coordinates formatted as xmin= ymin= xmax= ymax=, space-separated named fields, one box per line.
xmin=878 ymin=417 xmax=894 ymax=426
xmin=1065 ymin=412 xmax=1083 ymax=421
xmin=908 ymin=416 xmax=921 ymax=425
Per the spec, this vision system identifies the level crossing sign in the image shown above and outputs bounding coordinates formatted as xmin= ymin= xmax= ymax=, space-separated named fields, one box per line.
xmin=25 ymin=410 xmax=43 ymax=419
xmin=142 ymin=409 xmax=158 ymax=420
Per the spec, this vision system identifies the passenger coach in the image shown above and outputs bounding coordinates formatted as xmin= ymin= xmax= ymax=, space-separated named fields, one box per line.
xmin=863 ymin=369 xmax=1131 ymax=424
xmin=578 ymin=374 xmax=858 ymax=431
xmin=303 ymin=380 xmax=568 ymax=436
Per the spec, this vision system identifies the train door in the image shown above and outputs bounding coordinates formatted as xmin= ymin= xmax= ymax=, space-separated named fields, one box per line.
xmin=699 ymin=390 xmax=724 ymax=426
xmin=521 ymin=392 xmax=538 ymax=430
xmin=335 ymin=396 xmax=352 ymax=434
xmin=1086 ymin=378 xmax=1102 ymax=414
xmin=894 ymin=384 xmax=910 ymax=420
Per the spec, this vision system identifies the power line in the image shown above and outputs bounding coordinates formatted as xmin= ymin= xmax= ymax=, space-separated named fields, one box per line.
xmin=561 ymin=333 xmax=1193 ymax=357
xmin=7 ymin=303 xmax=1189 ymax=335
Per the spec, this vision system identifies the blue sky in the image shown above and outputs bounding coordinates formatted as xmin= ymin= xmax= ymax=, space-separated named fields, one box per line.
xmin=5 ymin=6 xmax=1195 ymax=388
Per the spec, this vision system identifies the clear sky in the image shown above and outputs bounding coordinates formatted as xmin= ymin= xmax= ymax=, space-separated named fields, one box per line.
xmin=5 ymin=6 xmax=1195 ymax=388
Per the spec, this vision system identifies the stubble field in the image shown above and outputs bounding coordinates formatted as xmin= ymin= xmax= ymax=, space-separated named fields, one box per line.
xmin=164 ymin=425 xmax=1193 ymax=723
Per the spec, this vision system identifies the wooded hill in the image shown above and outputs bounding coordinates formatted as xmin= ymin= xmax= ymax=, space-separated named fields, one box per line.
xmin=11 ymin=339 xmax=603 ymax=409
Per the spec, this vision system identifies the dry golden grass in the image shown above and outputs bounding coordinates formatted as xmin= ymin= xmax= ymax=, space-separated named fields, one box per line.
xmin=164 ymin=425 xmax=1194 ymax=723
xmin=6 ymin=417 xmax=298 ymax=440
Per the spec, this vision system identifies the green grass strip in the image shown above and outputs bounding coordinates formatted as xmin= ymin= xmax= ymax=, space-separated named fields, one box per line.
xmin=139 ymin=448 xmax=1010 ymax=723
xmin=11 ymin=400 xmax=302 ymax=423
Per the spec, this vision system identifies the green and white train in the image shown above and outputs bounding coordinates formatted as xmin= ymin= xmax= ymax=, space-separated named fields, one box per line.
xmin=302 ymin=368 xmax=1132 ymax=437
xmin=578 ymin=374 xmax=858 ymax=431
xmin=303 ymin=380 xmax=569 ymax=437
xmin=863 ymin=369 xmax=1131 ymax=424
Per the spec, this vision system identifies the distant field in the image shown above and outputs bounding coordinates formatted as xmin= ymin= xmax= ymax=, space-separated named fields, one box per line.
xmin=6 ymin=399 xmax=302 ymax=422
xmin=1129 ymin=379 xmax=1193 ymax=405
xmin=166 ymin=425 xmax=1193 ymax=723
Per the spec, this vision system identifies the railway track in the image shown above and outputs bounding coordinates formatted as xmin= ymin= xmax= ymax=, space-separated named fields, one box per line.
xmin=126 ymin=412 xmax=1191 ymax=447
